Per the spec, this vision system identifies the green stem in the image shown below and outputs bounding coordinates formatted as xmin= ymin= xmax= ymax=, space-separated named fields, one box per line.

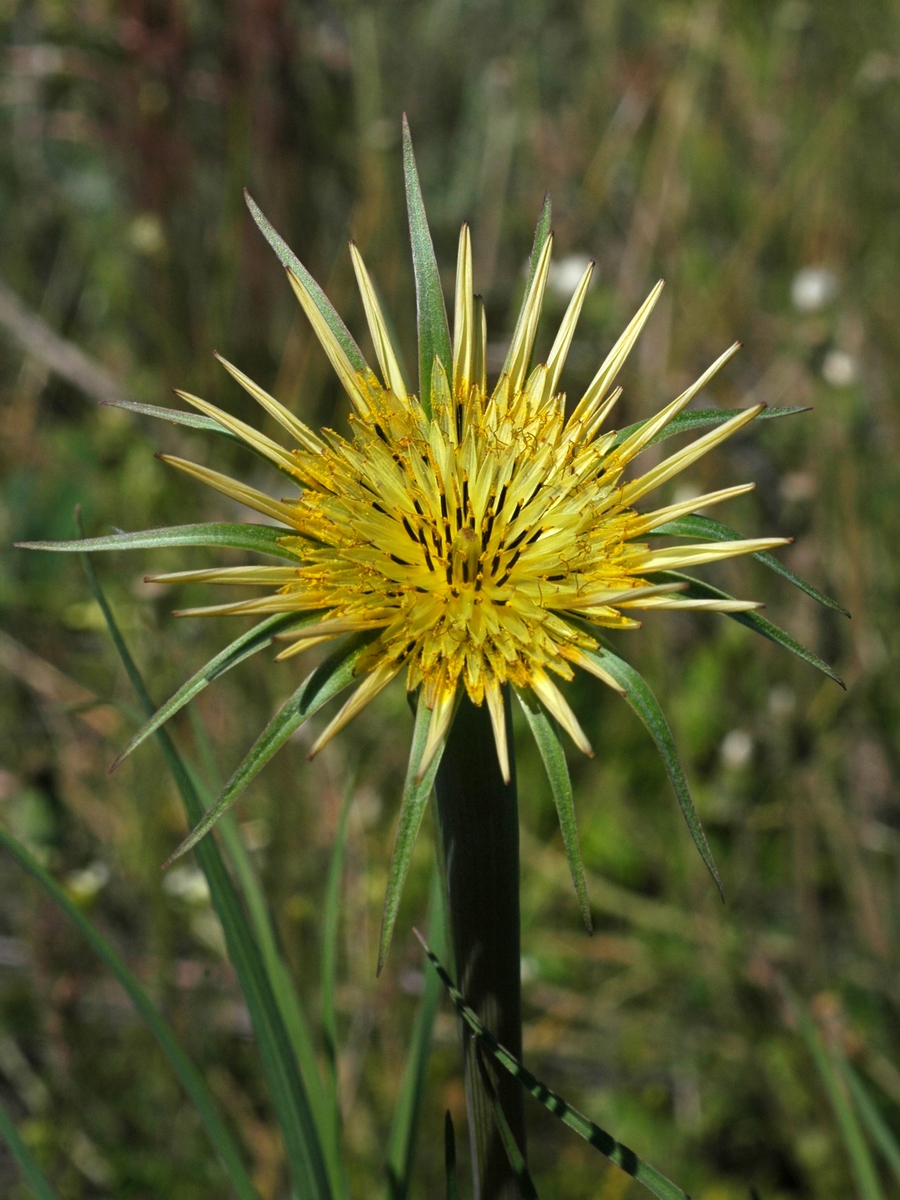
xmin=434 ymin=691 xmax=525 ymax=1200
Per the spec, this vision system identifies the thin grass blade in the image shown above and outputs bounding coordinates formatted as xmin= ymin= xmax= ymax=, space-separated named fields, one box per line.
xmin=165 ymin=631 xmax=377 ymax=864
xmin=516 ymin=688 xmax=592 ymax=932
xmin=402 ymin=116 xmax=452 ymax=415
xmin=17 ymin=523 xmax=299 ymax=559
xmin=244 ymin=191 xmax=367 ymax=372
xmin=660 ymin=572 xmax=845 ymax=687
xmin=474 ymin=1044 xmax=539 ymax=1200
xmin=782 ymin=983 xmax=884 ymax=1200
xmin=112 ymin=613 xmax=315 ymax=770
xmin=377 ymin=689 xmax=448 ymax=973
xmin=385 ymin=865 xmax=447 ymax=1200
xmin=0 ymin=1090 xmax=61 ymax=1200
xmin=187 ymin=712 xmax=345 ymax=1197
xmin=582 ymin=647 xmax=722 ymax=899
xmin=843 ymin=1064 xmax=900 ymax=1187
xmin=79 ymin=547 xmax=334 ymax=1200
xmin=0 ymin=824 xmax=260 ymax=1200
xmin=445 ymin=1112 xmax=458 ymax=1200
xmin=417 ymin=933 xmax=693 ymax=1200
xmin=322 ymin=776 xmax=355 ymax=1113
xmin=611 ymin=405 xmax=808 ymax=449
xmin=649 ymin=514 xmax=848 ymax=615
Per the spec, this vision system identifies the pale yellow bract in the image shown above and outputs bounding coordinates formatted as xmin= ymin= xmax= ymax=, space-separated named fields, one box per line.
xmin=150 ymin=223 xmax=784 ymax=784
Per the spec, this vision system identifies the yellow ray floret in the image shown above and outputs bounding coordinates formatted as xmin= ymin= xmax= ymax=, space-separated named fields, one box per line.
xmin=158 ymin=227 xmax=787 ymax=778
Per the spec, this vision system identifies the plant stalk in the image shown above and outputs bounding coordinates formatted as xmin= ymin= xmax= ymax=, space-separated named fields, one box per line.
xmin=434 ymin=690 xmax=525 ymax=1200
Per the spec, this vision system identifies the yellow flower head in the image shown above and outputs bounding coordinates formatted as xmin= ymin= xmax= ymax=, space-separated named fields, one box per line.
xmin=149 ymin=182 xmax=784 ymax=789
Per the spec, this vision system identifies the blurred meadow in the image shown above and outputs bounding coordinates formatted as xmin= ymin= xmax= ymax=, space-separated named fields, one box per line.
xmin=1 ymin=0 xmax=899 ymax=1196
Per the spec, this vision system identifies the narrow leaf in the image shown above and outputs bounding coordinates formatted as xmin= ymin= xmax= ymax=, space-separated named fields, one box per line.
xmin=322 ymin=778 xmax=354 ymax=1089
xmin=417 ymin=933 xmax=693 ymax=1200
xmin=501 ymin=195 xmax=552 ymax=384
xmin=18 ymin=523 xmax=301 ymax=560
xmin=112 ymin=613 xmax=316 ymax=771
xmin=0 ymin=1089 xmax=62 ymax=1200
xmin=79 ymin=547 xmax=334 ymax=1200
xmin=649 ymin=514 xmax=848 ymax=615
xmin=100 ymin=398 xmax=245 ymax=446
xmin=474 ymin=1044 xmax=539 ymax=1200
xmin=516 ymin=689 xmax=592 ymax=932
xmin=612 ymin=405 xmax=808 ymax=450
xmin=0 ymin=825 xmax=260 ymax=1200
xmin=244 ymin=191 xmax=367 ymax=372
xmin=385 ymin=865 xmax=447 ymax=1200
xmin=661 ymin=572 xmax=845 ymax=687
xmin=378 ymin=690 xmax=448 ymax=973
xmin=783 ymin=983 xmax=884 ymax=1200
xmin=165 ymin=632 xmax=377 ymax=864
xmin=445 ymin=1112 xmax=458 ymax=1200
xmin=402 ymin=115 xmax=452 ymax=415
xmin=583 ymin=647 xmax=723 ymax=899
xmin=843 ymin=1064 xmax=900 ymax=1187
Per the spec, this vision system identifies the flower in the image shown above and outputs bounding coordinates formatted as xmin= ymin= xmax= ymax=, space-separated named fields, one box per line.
xmin=146 ymin=201 xmax=783 ymax=789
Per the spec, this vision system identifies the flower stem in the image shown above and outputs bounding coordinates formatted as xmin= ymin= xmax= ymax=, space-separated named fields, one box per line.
xmin=434 ymin=690 xmax=525 ymax=1200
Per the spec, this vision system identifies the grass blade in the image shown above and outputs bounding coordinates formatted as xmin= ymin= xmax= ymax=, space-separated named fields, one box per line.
xmin=244 ymin=191 xmax=367 ymax=373
xmin=112 ymin=613 xmax=316 ymax=770
xmin=164 ymin=631 xmax=377 ymax=864
xmin=0 ymin=1090 xmax=61 ymax=1200
xmin=474 ymin=1043 xmax=539 ymax=1200
xmin=0 ymin=824 xmax=260 ymax=1200
xmin=377 ymin=690 xmax=448 ymax=973
xmin=402 ymin=116 xmax=452 ymax=415
xmin=611 ymin=405 xmax=808 ymax=450
xmin=583 ymin=647 xmax=723 ymax=899
xmin=843 ymin=1064 xmax=900 ymax=1187
xmin=79 ymin=548 xmax=334 ymax=1200
xmin=445 ymin=1112 xmax=458 ymax=1200
xmin=516 ymin=688 xmax=592 ymax=932
xmin=416 ymin=933 xmax=693 ymax=1200
xmin=322 ymin=776 xmax=355 ymax=1114
xmin=661 ymin=572 xmax=845 ymax=688
xmin=385 ymin=864 xmax=447 ymax=1200
xmin=18 ymin=523 xmax=300 ymax=559
xmin=649 ymin=514 xmax=848 ymax=615
xmin=782 ymin=984 xmax=884 ymax=1200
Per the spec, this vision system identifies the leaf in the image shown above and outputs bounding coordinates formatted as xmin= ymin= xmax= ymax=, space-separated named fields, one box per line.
xmin=101 ymin=398 xmax=242 ymax=443
xmin=244 ymin=190 xmax=368 ymax=372
xmin=0 ymin=824 xmax=260 ymax=1200
xmin=322 ymin=776 xmax=354 ymax=1105
xmin=444 ymin=1112 xmax=458 ymax=1200
xmin=111 ymin=613 xmax=316 ymax=771
xmin=582 ymin=646 xmax=723 ymax=899
xmin=385 ymin=865 xmax=447 ymax=1200
xmin=79 ymin=547 xmax=335 ymax=1200
xmin=782 ymin=983 xmax=885 ymax=1200
xmin=842 ymin=1064 xmax=900 ymax=1187
xmin=660 ymin=572 xmax=845 ymax=688
xmin=402 ymin=115 xmax=452 ymax=416
xmin=516 ymin=689 xmax=592 ymax=932
xmin=474 ymin=1043 xmax=540 ymax=1200
xmin=416 ymin=933 xmax=694 ymax=1200
xmin=649 ymin=514 xmax=848 ymax=615
xmin=377 ymin=689 xmax=448 ymax=974
xmin=500 ymin=193 xmax=552 ymax=384
xmin=0 ymin=1089 xmax=62 ymax=1200
xmin=165 ymin=632 xmax=378 ymax=865
xmin=18 ymin=523 xmax=301 ymax=560
xmin=611 ymin=405 xmax=809 ymax=450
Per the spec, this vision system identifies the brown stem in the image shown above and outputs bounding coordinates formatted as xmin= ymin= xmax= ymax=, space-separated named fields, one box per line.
xmin=434 ymin=689 xmax=525 ymax=1200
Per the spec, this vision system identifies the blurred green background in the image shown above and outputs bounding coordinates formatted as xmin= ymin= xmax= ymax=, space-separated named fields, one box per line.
xmin=1 ymin=0 xmax=899 ymax=1196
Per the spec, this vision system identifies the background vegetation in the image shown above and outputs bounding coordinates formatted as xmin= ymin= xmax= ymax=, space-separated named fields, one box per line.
xmin=1 ymin=0 xmax=899 ymax=1196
